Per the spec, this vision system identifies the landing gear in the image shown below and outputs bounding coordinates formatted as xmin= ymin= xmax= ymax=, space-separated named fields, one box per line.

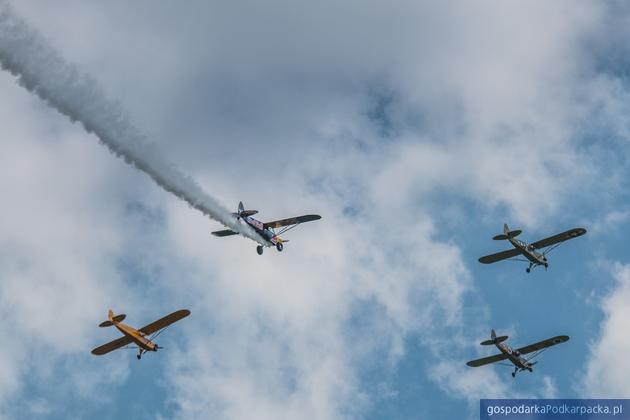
xmin=511 ymin=371 xmax=516 ymax=378
xmin=276 ymin=242 xmax=283 ymax=252
xmin=137 ymin=354 xmax=141 ymax=360
xmin=526 ymin=262 xmax=533 ymax=273
xmin=256 ymin=245 xmax=264 ymax=255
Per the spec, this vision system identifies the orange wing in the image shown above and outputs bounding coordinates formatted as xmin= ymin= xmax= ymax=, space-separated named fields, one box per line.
xmin=138 ymin=309 xmax=191 ymax=336
xmin=91 ymin=336 xmax=133 ymax=356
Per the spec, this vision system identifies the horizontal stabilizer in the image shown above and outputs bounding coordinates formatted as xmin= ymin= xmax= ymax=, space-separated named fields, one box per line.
xmin=480 ymin=335 xmax=508 ymax=345
xmin=113 ymin=314 xmax=126 ymax=322
xmin=493 ymin=230 xmax=521 ymax=240
xmin=212 ymin=229 xmax=239 ymax=237
xmin=99 ymin=313 xmax=125 ymax=327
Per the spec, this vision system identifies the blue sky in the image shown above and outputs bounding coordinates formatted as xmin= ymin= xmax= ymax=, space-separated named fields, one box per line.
xmin=1 ymin=1 xmax=630 ymax=419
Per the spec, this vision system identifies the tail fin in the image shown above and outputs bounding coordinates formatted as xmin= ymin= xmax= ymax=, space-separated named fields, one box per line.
xmin=98 ymin=310 xmax=125 ymax=327
xmin=233 ymin=202 xmax=246 ymax=219
xmin=491 ymin=329 xmax=497 ymax=340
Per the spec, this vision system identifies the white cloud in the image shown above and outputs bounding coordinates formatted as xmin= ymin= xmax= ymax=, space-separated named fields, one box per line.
xmin=0 ymin=73 xmax=135 ymax=410
xmin=580 ymin=264 xmax=630 ymax=396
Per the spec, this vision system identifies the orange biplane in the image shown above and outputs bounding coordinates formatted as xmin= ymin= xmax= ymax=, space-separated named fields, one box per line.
xmin=91 ymin=309 xmax=190 ymax=360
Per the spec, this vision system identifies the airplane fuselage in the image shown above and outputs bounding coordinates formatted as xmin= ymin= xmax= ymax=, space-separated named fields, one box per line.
xmin=495 ymin=340 xmax=532 ymax=372
xmin=508 ymin=237 xmax=547 ymax=267
xmin=113 ymin=322 xmax=157 ymax=352
xmin=242 ymin=215 xmax=279 ymax=247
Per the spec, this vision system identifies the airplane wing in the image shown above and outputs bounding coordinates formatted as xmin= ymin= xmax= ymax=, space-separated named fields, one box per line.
xmin=516 ymin=335 xmax=569 ymax=355
xmin=91 ymin=336 xmax=134 ymax=356
xmin=466 ymin=353 xmax=510 ymax=367
xmin=211 ymin=229 xmax=239 ymax=237
xmin=139 ymin=309 xmax=191 ymax=336
xmin=263 ymin=215 xmax=321 ymax=229
xmin=478 ymin=248 xmax=521 ymax=264
xmin=530 ymin=228 xmax=587 ymax=250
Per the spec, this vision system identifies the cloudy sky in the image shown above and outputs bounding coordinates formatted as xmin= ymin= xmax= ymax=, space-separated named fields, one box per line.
xmin=1 ymin=1 xmax=630 ymax=419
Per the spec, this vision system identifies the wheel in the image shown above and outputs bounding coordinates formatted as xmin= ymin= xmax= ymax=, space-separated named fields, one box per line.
xmin=526 ymin=267 xmax=531 ymax=273
xmin=511 ymin=372 xmax=515 ymax=378
xmin=256 ymin=245 xmax=263 ymax=255
xmin=137 ymin=354 xmax=141 ymax=360
xmin=276 ymin=242 xmax=283 ymax=252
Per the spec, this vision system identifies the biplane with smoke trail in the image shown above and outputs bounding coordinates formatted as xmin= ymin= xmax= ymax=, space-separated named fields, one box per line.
xmin=478 ymin=224 xmax=586 ymax=272
xmin=91 ymin=309 xmax=190 ymax=360
xmin=466 ymin=329 xmax=569 ymax=378
xmin=212 ymin=202 xmax=321 ymax=255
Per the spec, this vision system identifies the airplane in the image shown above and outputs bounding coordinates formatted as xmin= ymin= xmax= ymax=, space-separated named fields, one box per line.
xmin=478 ymin=224 xmax=586 ymax=272
xmin=91 ymin=309 xmax=190 ymax=360
xmin=212 ymin=201 xmax=321 ymax=255
xmin=466 ymin=329 xmax=569 ymax=378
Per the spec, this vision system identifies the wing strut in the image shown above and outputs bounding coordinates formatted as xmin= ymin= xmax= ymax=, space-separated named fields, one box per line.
xmin=525 ymin=347 xmax=550 ymax=362
xmin=542 ymin=242 xmax=563 ymax=256
xmin=149 ymin=323 xmax=172 ymax=342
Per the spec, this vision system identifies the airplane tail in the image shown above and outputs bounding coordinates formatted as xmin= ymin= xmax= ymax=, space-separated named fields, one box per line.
xmin=98 ymin=309 xmax=126 ymax=327
xmin=492 ymin=224 xmax=522 ymax=240
xmin=480 ymin=329 xmax=509 ymax=345
xmin=233 ymin=201 xmax=258 ymax=218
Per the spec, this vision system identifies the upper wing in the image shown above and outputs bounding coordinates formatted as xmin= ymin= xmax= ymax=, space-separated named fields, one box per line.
xmin=478 ymin=248 xmax=521 ymax=264
xmin=91 ymin=335 xmax=133 ymax=356
xmin=211 ymin=229 xmax=239 ymax=237
xmin=139 ymin=309 xmax=191 ymax=336
xmin=263 ymin=214 xmax=321 ymax=229
xmin=516 ymin=335 xmax=569 ymax=355
xmin=530 ymin=228 xmax=587 ymax=250
xmin=466 ymin=353 xmax=510 ymax=367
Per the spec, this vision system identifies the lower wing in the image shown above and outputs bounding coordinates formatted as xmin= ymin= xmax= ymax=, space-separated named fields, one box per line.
xmin=466 ymin=353 xmax=510 ymax=367
xmin=478 ymin=248 xmax=521 ymax=264
xmin=91 ymin=336 xmax=133 ymax=356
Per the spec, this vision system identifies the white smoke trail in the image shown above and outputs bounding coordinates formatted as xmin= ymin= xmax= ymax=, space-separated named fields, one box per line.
xmin=0 ymin=2 xmax=264 ymax=245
